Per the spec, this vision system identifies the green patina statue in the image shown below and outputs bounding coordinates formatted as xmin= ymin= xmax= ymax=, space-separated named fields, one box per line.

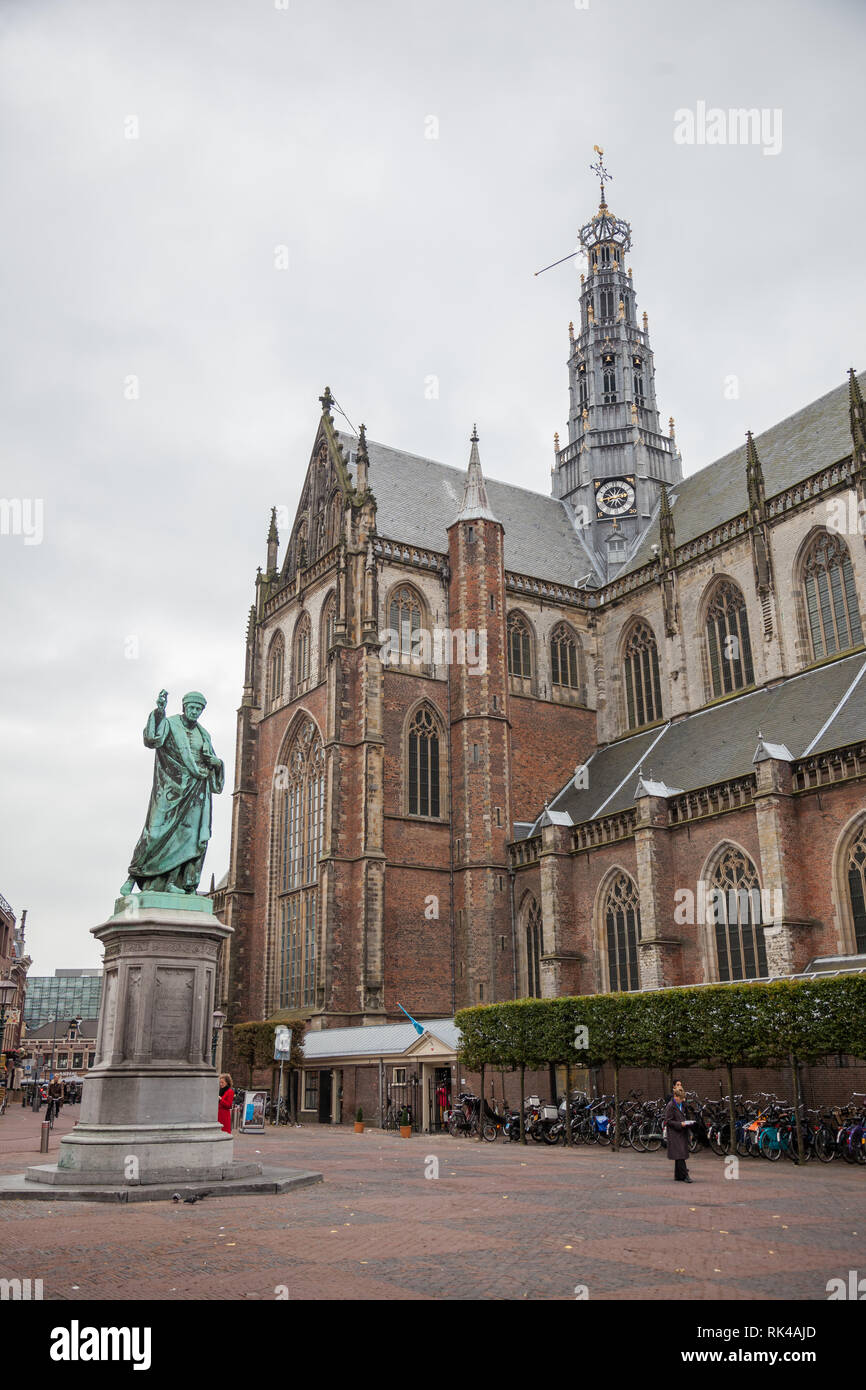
xmin=120 ymin=690 xmax=224 ymax=896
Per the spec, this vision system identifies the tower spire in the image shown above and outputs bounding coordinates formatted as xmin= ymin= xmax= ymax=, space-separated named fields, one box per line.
xmin=455 ymin=425 xmax=498 ymax=523
xmin=266 ymin=505 xmax=279 ymax=574
xmin=552 ymin=154 xmax=681 ymax=580
xmin=590 ymin=145 xmax=611 ymax=208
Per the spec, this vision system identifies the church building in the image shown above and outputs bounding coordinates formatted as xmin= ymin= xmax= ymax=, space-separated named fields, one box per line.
xmin=217 ymin=162 xmax=866 ymax=1067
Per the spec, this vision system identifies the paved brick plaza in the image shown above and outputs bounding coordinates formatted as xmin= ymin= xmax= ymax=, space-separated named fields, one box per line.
xmin=0 ymin=1103 xmax=862 ymax=1301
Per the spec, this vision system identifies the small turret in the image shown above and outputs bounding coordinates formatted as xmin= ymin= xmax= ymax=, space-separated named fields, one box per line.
xmin=266 ymin=506 xmax=279 ymax=574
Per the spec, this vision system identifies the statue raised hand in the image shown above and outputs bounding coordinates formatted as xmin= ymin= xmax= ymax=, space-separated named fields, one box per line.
xmin=119 ymin=690 xmax=224 ymax=897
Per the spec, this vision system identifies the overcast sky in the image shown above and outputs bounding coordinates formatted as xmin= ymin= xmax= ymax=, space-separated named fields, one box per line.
xmin=2 ymin=0 xmax=864 ymax=975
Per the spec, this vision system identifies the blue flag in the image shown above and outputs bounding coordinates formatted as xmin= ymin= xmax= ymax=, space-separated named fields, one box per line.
xmin=397 ymin=1002 xmax=424 ymax=1035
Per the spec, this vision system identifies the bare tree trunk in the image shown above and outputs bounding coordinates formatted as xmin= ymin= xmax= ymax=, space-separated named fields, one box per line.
xmin=519 ymin=1063 xmax=527 ymax=1144
xmin=726 ymin=1063 xmax=737 ymax=1158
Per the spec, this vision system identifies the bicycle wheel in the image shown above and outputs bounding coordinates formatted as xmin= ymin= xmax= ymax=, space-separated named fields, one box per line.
xmin=639 ymin=1121 xmax=663 ymax=1152
xmin=708 ymin=1124 xmax=728 ymax=1157
xmin=630 ymin=1122 xmax=647 ymax=1153
xmin=758 ymin=1128 xmax=781 ymax=1161
xmin=814 ymin=1126 xmax=837 ymax=1162
xmin=481 ymin=1122 xmax=497 ymax=1142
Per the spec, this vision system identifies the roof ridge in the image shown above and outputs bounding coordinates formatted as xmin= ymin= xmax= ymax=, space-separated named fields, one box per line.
xmin=344 ymin=432 xmax=572 ymax=509
xmin=676 ymin=372 xmax=863 ymax=490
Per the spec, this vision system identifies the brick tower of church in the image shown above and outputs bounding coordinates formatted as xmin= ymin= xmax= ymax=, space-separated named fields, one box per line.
xmin=551 ymin=150 xmax=682 ymax=580
xmin=447 ymin=429 xmax=514 ymax=1007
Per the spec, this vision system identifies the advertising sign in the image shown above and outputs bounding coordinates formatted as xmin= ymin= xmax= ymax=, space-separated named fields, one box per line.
xmin=240 ymin=1089 xmax=269 ymax=1133
xmin=274 ymin=1026 xmax=292 ymax=1062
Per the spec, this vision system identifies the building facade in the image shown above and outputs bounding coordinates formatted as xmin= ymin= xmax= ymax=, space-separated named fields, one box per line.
xmin=0 ymin=894 xmax=30 ymax=1070
xmin=23 ymin=969 xmax=103 ymax=1031
xmin=219 ymin=172 xmax=866 ymax=1068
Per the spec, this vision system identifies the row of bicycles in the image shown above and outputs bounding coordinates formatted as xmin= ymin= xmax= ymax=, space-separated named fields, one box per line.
xmin=444 ymin=1088 xmax=866 ymax=1163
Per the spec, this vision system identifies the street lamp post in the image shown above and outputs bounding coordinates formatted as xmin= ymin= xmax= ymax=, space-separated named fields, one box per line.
xmin=211 ymin=1009 xmax=225 ymax=1067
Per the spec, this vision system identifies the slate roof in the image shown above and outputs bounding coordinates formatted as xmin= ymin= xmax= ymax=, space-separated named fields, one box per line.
xmin=336 ymin=431 xmax=599 ymax=587
xmin=621 ymin=373 xmax=864 ymax=576
xmin=529 ymin=652 xmax=866 ymax=832
xmin=302 ymin=1018 xmax=460 ymax=1059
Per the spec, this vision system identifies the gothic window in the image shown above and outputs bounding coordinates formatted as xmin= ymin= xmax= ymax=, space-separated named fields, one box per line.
xmin=632 ymin=356 xmax=644 ymax=402
xmin=600 ymin=289 xmax=615 ymax=322
xmin=388 ymin=585 xmax=424 ymax=664
xmin=704 ymin=581 xmax=754 ymax=698
xmin=525 ymin=898 xmax=543 ymax=998
xmin=846 ymin=824 xmax=866 ymax=954
xmin=407 ymin=705 xmax=442 ymax=818
xmin=623 ymin=620 xmax=663 ymax=728
xmin=604 ymin=873 xmax=640 ymax=992
xmin=293 ymin=613 xmax=311 ymax=696
xmin=600 ymin=245 xmax=611 ymax=267
xmin=326 ymin=493 xmax=342 ymax=551
xmin=507 ymin=612 xmax=533 ymax=688
xmin=801 ymin=532 xmax=863 ymax=660
xmin=319 ymin=592 xmax=336 ymax=677
xmin=267 ymin=632 xmax=285 ymax=711
xmin=551 ymin=622 xmax=581 ymax=691
xmin=275 ymin=719 xmax=324 ymax=1008
xmin=709 ymin=846 xmax=768 ymax=981
xmin=578 ymin=363 xmax=588 ymax=406
xmin=602 ymin=354 xmax=617 ymax=403
xmin=294 ymin=520 xmax=308 ymax=573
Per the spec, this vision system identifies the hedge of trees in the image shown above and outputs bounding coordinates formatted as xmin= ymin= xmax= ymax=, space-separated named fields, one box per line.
xmin=232 ymin=1017 xmax=307 ymax=1106
xmin=455 ymin=976 xmax=866 ymax=1158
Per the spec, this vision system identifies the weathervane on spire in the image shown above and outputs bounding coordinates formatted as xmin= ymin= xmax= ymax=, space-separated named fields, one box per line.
xmin=590 ymin=145 xmax=611 ymax=205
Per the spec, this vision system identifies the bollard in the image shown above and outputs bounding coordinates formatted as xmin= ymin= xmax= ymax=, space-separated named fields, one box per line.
xmin=40 ymin=1121 xmax=50 ymax=1153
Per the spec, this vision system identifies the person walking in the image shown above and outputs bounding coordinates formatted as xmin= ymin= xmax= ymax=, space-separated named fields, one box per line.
xmin=664 ymin=1080 xmax=695 ymax=1183
xmin=218 ymin=1073 xmax=234 ymax=1135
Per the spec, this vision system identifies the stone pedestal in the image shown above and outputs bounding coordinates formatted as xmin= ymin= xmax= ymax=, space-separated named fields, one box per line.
xmin=26 ymin=894 xmax=259 ymax=1188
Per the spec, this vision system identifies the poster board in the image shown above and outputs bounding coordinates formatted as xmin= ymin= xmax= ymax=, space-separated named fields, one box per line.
xmin=239 ymin=1089 xmax=269 ymax=1133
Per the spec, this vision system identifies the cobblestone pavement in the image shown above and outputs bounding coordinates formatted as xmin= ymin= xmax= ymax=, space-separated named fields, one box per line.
xmin=0 ymin=1102 xmax=862 ymax=1301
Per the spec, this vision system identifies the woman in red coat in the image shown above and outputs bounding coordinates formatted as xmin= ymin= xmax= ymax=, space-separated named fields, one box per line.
xmin=218 ymin=1074 xmax=235 ymax=1135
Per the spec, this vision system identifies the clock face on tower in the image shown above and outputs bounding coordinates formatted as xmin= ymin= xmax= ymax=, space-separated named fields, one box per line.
xmin=595 ymin=476 xmax=637 ymax=518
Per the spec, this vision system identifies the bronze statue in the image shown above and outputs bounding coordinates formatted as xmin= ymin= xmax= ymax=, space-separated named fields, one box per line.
xmin=120 ymin=690 xmax=224 ymax=896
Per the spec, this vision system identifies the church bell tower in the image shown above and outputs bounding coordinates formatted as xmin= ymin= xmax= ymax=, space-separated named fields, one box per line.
xmin=551 ymin=150 xmax=682 ymax=579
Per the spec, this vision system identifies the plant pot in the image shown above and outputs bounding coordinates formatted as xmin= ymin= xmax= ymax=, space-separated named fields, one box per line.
xmin=399 ymin=1124 xmax=412 ymax=1139
xmin=354 ymin=1121 xmax=364 ymax=1133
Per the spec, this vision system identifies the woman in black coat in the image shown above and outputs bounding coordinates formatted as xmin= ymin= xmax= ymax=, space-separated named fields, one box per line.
xmin=664 ymin=1081 xmax=694 ymax=1182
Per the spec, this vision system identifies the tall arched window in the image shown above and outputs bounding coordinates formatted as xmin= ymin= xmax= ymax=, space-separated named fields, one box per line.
xmin=507 ymin=612 xmax=533 ymax=687
xmin=551 ymin=622 xmax=581 ymax=691
xmin=604 ymin=873 xmax=640 ymax=992
xmin=293 ymin=520 xmax=308 ymax=574
xmin=326 ymin=493 xmax=342 ymax=551
xmin=704 ymin=580 xmax=754 ymax=698
xmin=293 ymin=614 xmax=311 ymax=696
xmin=846 ymin=823 xmax=866 ymax=954
xmin=267 ymin=632 xmax=284 ymax=711
xmin=275 ymin=719 xmax=324 ymax=1008
xmin=388 ymin=585 xmax=424 ymax=664
xmin=623 ymin=620 xmax=662 ymax=728
xmin=407 ymin=705 xmax=442 ymax=818
xmin=708 ymin=846 xmax=768 ymax=981
xmin=525 ymin=898 xmax=542 ymax=998
xmin=320 ymin=592 xmax=336 ymax=677
xmin=801 ymin=532 xmax=863 ymax=660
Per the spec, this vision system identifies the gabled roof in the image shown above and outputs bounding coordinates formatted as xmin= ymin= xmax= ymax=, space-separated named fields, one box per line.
xmin=621 ymin=373 xmax=864 ymax=576
xmin=302 ymin=1018 xmax=460 ymax=1059
xmin=336 ymin=431 xmax=597 ymax=588
xmin=529 ymin=652 xmax=866 ymax=832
